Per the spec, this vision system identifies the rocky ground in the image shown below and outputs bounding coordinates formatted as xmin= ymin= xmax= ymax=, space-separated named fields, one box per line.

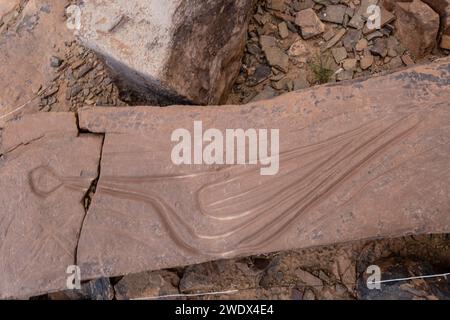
xmin=38 ymin=234 xmax=450 ymax=300
xmin=227 ymin=0 xmax=449 ymax=104
xmin=1 ymin=0 xmax=450 ymax=300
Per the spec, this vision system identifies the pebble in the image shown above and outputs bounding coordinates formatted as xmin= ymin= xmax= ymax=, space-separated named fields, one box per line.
xmin=331 ymin=47 xmax=348 ymax=63
xmin=342 ymin=58 xmax=357 ymax=71
xmin=278 ymin=22 xmax=289 ymax=39
xmin=401 ymin=54 xmax=415 ymax=66
xmin=360 ymin=54 xmax=374 ymax=70
xmin=50 ymin=56 xmax=63 ymax=68
xmin=355 ymin=38 xmax=368 ymax=51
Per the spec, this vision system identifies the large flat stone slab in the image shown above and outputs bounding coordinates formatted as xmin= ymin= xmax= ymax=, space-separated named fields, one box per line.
xmin=0 ymin=113 xmax=102 ymax=299
xmin=78 ymin=0 xmax=254 ymax=105
xmin=77 ymin=57 xmax=450 ymax=280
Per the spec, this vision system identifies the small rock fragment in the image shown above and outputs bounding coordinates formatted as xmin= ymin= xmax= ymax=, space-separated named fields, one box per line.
xmin=325 ymin=28 xmax=347 ymax=49
xmin=370 ymin=38 xmax=388 ymax=57
xmin=342 ymin=28 xmax=361 ymax=51
xmin=388 ymin=56 xmax=404 ymax=69
xmin=50 ymin=56 xmax=63 ymax=68
xmin=360 ymin=54 xmax=374 ymax=70
xmin=440 ymin=34 xmax=450 ymax=50
xmin=337 ymin=69 xmax=354 ymax=81
xmin=342 ymin=58 xmax=357 ymax=71
xmin=278 ymin=21 xmax=289 ymax=39
xmin=322 ymin=29 xmax=336 ymax=41
xmin=319 ymin=5 xmax=347 ymax=25
xmin=355 ymin=38 xmax=368 ymax=51
xmin=295 ymin=8 xmax=325 ymax=39
xmin=401 ymin=54 xmax=415 ymax=66
xmin=331 ymin=47 xmax=348 ymax=63
xmin=267 ymin=0 xmax=286 ymax=11
xmin=260 ymin=35 xmax=290 ymax=72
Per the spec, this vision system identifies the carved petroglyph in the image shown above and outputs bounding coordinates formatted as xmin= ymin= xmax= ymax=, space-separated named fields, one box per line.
xmin=73 ymin=58 xmax=450 ymax=282
xmin=82 ymin=114 xmax=421 ymax=259
xmin=29 ymin=166 xmax=96 ymax=198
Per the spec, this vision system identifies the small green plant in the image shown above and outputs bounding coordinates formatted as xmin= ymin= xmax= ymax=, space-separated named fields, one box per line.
xmin=310 ymin=55 xmax=333 ymax=84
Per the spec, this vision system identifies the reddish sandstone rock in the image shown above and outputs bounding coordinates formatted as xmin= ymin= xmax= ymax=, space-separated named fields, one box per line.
xmin=0 ymin=113 xmax=102 ymax=299
xmin=77 ymin=58 xmax=450 ymax=281
xmin=295 ymin=8 xmax=325 ymax=39
xmin=0 ymin=0 xmax=18 ymax=21
xmin=384 ymin=0 xmax=450 ymax=49
xmin=394 ymin=0 xmax=440 ymax=58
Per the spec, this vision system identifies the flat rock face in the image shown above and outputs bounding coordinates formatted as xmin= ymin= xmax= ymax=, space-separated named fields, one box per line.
xmin=0 ymin=113 xmax=102 ymax=299
xmin=77 ymin=58 xmax=450 ymax=281
xmin=78 ymin=0 xmax=254 ymax=105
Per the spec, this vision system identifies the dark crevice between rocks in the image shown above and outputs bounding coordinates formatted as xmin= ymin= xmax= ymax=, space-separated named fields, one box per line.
xmin=74 ymin=112 xmax=106 ymax=266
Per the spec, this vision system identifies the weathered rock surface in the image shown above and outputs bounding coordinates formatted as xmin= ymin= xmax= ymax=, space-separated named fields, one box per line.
xmin=115 ymin=270 xmax=180 ymax=300
xmin=385 ymin=0 xmax=450 ymax=40
xmin=394 ymin=0 xmax=440 ymax=59
xmin=77 ymin=58 xmax=450 ymax=281
xmin=295 ymin=8 xmax=325 ymax=39
xmin=0 ymin=0 xmax=18 ymax=21
xmin=78 ymin=0 xmax=254 ymax=105
xmin=0 ymin=113 xmax=102 ymax=299
xmin=0 ymin=0 xmax=73 ymax=127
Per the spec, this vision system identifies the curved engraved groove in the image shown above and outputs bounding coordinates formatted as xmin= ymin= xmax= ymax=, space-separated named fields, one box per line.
xmin=194 ymin=114 xmax=421 ymax=254
xmin=29 ymin=166 xmax=94 ymax=198
xmin=196 ymin=115 xmax=414 ymax=221
xmin=92 ymin=114 xmax=421 ymax=257
xmin=98 ymin=183 xmax=239 ymax=257
xmin=233 ymin=115 xmax=421 ymax=253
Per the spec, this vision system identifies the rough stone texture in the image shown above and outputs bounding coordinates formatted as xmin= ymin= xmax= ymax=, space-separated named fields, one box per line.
xmin=0 ymin=0 xmax=73 ymax=127
xmin=394 ymin=0 xmax=440 ymax=59
xmin=260 ymin=35 xmax=290 ymax=72
xmin=47 ymin=278 xmax=115 ymax=300
xmin=0 ymin=113 xmax=103 ymax=299
xmin=384 ymin=0 xmax=450 ymax=37
xmin=115 ymin=270 xmax=180 ymax=300
xmin=78 ymin=0 xmax=254 ymax=106
xmin=442 ymin=34 xmax=450 ymax=49
xmin=295 ymin=8 xmax=325 ymax=39
xmin=77 ymin=57 xmax=450 ymax=281
xmin=0 ymin=0 xmax=19 ymax=21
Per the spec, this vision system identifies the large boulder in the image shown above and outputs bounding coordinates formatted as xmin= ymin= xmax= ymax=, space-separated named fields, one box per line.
xmin=77 ymin=0 xmax=254 ymax=105
xmin=384 ymin=0 xmax=450 ymax=50
xmin=394 ymin=0 xmax=440 ymax=59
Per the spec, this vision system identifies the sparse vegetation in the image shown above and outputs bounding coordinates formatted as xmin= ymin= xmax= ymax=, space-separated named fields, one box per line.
xmin=310 ymin=55 xmax=333 ymax=84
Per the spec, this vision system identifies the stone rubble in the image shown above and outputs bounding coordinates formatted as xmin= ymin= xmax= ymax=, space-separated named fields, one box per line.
xmin=227 ymin=0 xmax=449 ymax=104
